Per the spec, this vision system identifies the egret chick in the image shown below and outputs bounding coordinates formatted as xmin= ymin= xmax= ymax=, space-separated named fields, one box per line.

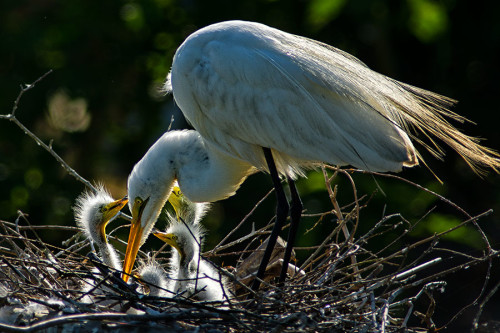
xmin=137 ymin=261 xmax=170 ymax=297
xmin=74 ymin=185 xmax=128 ymax=270
xmin=133 ymin=185 xmax=204 ymax=297
xmin=169 ymin=183 xmax=210 ymax=225
xmin=154 ymin=221 xmax=229 ymax=302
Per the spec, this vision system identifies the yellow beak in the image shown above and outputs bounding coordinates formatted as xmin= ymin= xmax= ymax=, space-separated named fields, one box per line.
xmin=99 ymin=196 xmax=129 ymax=243
xmin=168 ymin=186 xmax=183 ymax=220
xmin=153 ymin=231 xmax=181 ymax=253
xmin=122 ymin=198 xmax=148 ymax=282
xmin=102 ymin=196 xmax=129 ymax=221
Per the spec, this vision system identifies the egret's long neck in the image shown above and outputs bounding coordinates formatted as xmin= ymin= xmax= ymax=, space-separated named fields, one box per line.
xmin=131 ymin=130 xmax=254 ymax=204
xmin=128 ymin=130 xmax=255 ymax=247
xmin=169 ymin=250 xmax=184 ymax=286
xmin=175 ymin=132 xmax=256 ymax=202
xmin=101 ymin=243 xmax=121 ymax=271
xmin=93 ymin=230 xmax=120 ymax=271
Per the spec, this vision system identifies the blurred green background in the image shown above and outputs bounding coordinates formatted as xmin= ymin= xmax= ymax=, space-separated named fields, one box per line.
xmin=1 ymin=0 xmax=499 ymax=330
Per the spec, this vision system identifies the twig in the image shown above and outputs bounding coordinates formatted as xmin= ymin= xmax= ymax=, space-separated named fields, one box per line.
xmin=212 ymin=187 xmax=275 ymax=253
xmin=471 ymin=278 xmax=500 ymax=332
xmin=322 ymin=167 xmax=361 ymax=280
xmin=0 ymin=70 xmax=96 ymax=193
xmin=351 ymin=169 xmax=493 ymax=251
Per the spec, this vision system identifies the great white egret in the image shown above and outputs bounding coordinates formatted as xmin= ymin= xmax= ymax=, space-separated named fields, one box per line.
xmin=153 ymin=220 xmax=230 ymax=302
xmin=74 ymin=186 xmax=169 ymax=299
xmin=74 ymin=185 xmax=128 ymax=270
xmin=124 ymin=21 xmax=500 ymax=289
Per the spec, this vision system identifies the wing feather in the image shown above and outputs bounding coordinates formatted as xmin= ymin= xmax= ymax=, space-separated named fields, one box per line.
xmin=171 ymin=21 xmax=500 ymax=176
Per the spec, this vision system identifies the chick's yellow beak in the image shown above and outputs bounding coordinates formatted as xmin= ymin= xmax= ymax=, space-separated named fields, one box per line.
xmin=122 ymin=197 xmax=148 ymax=282
xmin=168 ymin=186 xmax=183 ymax=220
xmin=102 ymin=196 xmax=129 ymax=222
xmin=98 ymin=196 xmax=129 ymax=244
xmin=153 ymin=231 xmax=181 ymax=253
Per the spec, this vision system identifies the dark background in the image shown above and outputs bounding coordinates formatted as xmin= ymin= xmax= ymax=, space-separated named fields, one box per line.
xmin=1 ymin=0 xmax=499 ymax=331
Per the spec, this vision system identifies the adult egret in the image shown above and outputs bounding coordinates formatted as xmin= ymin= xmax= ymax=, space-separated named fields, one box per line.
xmin=124 ymin=21 xmax=500 ymax=289
xmin=153 ymin=221 xmax=230 ymax=302
xmin=74 ymin=185 xmax=128 ymax=270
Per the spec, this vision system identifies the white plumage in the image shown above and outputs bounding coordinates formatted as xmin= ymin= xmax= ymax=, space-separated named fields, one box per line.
xmin=137 ymin=261 xmax=170 ymax=297
xmin=123 ymin=20 xmax=500 ymax=282
xmin=154 ymin=220 xmax=229 ymax=302
xmin=73 ymin=185 xmax=128 ymax=303
xmin=170 ymin=21 xmax=418 ymax=175
xmin=74 ymin=185 xmax=128 ymax=270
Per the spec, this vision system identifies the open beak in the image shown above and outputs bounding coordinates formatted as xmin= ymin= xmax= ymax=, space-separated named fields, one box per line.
xmin=99 ymin=196 xmax=129 ymax=243
xmin=102 ymin=196 xmax=129 ymax=221
xmin=122 ymin=197 xmax=148 ymax=282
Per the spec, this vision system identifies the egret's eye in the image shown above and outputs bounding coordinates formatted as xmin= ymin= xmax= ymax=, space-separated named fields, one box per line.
xmin=172 ymin=235 xmax=178 ymax=241
xmin=100 ymin=205 xmax=108 ymax=213
xmin=132 ymin=197 xmax=144 ymax=217
xmin=173 ymin=187 xmax=181 ymax=196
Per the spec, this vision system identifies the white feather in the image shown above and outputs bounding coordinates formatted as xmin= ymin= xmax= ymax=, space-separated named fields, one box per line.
xmin=171 ymin=20 xmax=419 ymax=175
xmin=164 ymin=220 xmax=229 ymax=302
xmin=123 ymin=20 xmax=500 ymax=279
xmin=74 ymin=185 xmax=121 ymax=270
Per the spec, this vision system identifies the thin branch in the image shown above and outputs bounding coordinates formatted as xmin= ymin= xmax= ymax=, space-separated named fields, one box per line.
xmin=0 ymin=70 xmax=96 ymax=193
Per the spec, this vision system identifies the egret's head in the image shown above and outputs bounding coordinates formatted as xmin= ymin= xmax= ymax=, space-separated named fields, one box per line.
xmin=74 ymin=185 xmax=128 ymax=245
xmin=168 ymin=184 xmax=184 ymax=220
xmin=137 ymin=261 xmax=169 ymax=296
xmin=154 ymin=231 xmax=185 ymax=261
xmin=153 ymin=221 xmax=205 ymax=266
xmin=123 ymin=153 xmax=177 ymax=282
xmin=167 ymin=183 xmax=210 ymax=225
xmin=123 ymin=130 xmax=213 ymax=281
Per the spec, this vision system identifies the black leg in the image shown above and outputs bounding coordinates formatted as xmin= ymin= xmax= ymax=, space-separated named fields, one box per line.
xmin=278 ymin=176 xmax=302 ymax=283
xmin=251 ymin=147 xmax=289 ymax=291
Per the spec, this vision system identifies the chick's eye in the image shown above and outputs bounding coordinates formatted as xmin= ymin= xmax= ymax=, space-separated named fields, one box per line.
xmin=135 ymin=197 xmax=143 ymax=205
xmin=173 ymin=187 xmax=181 ymax=196
xmin=100 ymin=206 xmax=108 ymax=213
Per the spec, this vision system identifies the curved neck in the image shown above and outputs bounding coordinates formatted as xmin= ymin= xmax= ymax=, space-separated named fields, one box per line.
xmin=127 ymin=130 xmax=256 ymax=260
xmin=129 ymin=130 xmax=255 ymax=215
xmin=92 ymin=230 xmax=120 ymax=270
xmin=175 ymin=133 xmax=256 ymax=202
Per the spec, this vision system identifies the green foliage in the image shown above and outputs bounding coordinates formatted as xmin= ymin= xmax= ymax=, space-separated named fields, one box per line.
xmin=407 ymin=0 xmax=450 ymax=42
xmin=306 ymin=0 xmax=347 ymax=31
xmin=411 ymin=213 xmax=484 ymax=249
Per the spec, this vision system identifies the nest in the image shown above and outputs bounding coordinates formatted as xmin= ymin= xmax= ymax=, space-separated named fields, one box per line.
xmin=0 ymin=167 xmax=498 ymax=333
